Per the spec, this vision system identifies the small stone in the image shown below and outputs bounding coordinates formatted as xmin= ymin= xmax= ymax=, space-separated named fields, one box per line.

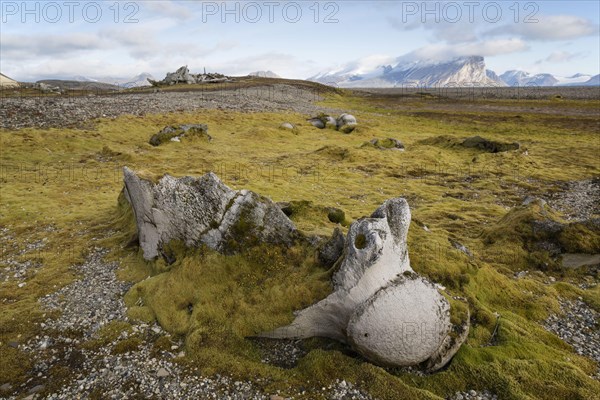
xmin=0 ymin=383 xmax=12 ymax=392
xmin=28 ymin=384 xmax=45 ymax=394
xmin=157 ymin=367 xmax=170 ymax=378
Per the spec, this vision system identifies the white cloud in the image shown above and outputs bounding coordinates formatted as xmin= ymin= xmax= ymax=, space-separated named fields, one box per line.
xmin=387 ymin=17 xmax=478 ymax=43
xmin=486 ymin=15 xmax=599 ymax=41
xmin=403 ymin=39 xmax=529 ymax=62
xmin=1 ymin=33 xmax=107 ymax=59
xmin=542 ymin=51 xmax=584 ymax=63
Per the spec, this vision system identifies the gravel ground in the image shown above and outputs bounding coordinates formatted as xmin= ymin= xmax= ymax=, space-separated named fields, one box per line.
xmin=544 ymin=298 xmax=600 ymax=380
xmin=446 ymin=390 xmax=498 ymax=400
xmin=0 ymin=85 xmax=339 ymax=130
xmin=546 ymin=178 xmax=600 ymax=221
xmin=2 ymin=248 xmax=373 ymax=400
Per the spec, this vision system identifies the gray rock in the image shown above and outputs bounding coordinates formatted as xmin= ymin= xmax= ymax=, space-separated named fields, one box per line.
xmin=522 ymin=196 xmax=547 ymax=207
xmin=28 ymin=384 xmax=45 ymax=394
xmin=318 ymin=228 xmax=345 ymax=267
xmin=309 ymin=113 xmax=356 ymax=133
xmin=123 ymin=168 xmax=298 ymax=259
xmin=38 ymin=82 xmax=61 ymax=94
xmin=262 ymin=198 xmax=468 ymax=370
xmin=149 ymin=66 xmax=231 ymax=86
xmin=450 ymin=239 xmax=473 ymax=257
xmin=0 ymin=383 xmax=12 ymax=392
xmin=308 ymin=117 xmax=325 ymax=129
xmin=336 ymin=113 xmax=357 ymax=134
xmin=279 ymin=122 xmax=295 ymax=130
xmin=157 ymin=367 xmax=170 ymax=377
xmin=164 ymin=66 xmax=195 ymax=85
xmin=324 ymin=115 xmax=338 ymax=129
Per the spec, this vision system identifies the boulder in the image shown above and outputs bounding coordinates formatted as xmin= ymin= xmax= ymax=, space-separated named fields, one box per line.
xmin=38 ymin=82 xmax=61 ymax=94
xmin=261 ymin=198 xmax=468 ymax=370
xmin=337 ymin=113 xmax=357 ymax=134
xmin=308 ymin=117 xmax=326 ymax=129
xmin=279 ymin=122 xmax=295 ymax=130
xmin=149 ymin=124 xmax=211 ymax=146
xmin=122 ymin=168 xmax=297 ymax=259
xmin=462 ymin=136 xmax=519 ymax=153
xmin=308 ymin=113 xmax=357 ymax=133
xmin=164 ymin=66 xmax=195 ymax=85
xmin=150 ymin=66 xmax=231 ymax=86
xmin=318 ymin=227 xmax=345 ymax=267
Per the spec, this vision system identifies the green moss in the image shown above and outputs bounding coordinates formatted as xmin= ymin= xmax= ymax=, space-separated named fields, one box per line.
xmin=113 ymin=337 xmax=142 ymax=354
xmin=326 ymin=207 xmax=346 ymax=225
xmin=559 ymin=223 xmax=600 ymax=253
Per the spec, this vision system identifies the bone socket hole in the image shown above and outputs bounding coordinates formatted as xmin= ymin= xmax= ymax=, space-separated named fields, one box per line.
xmin=354 ymin=234 xmax=367 ymax=249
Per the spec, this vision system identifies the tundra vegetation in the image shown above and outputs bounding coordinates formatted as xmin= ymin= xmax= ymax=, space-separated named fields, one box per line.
xmin=0 ymin=79 xmax=599 ymax=399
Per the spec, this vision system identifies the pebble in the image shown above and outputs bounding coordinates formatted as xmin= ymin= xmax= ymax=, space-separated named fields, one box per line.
xmin=0 ymin=86 xmax=337 ymax=131
xmin=544 ymin=299 xmax=600 ymax=379
xmin=447 ymin=390 xmax=497 ymax=400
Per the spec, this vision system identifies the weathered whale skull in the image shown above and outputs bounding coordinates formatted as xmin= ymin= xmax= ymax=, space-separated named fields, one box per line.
xmin=122 ymin=167 xmax=297 ymax=259
xmin=262 ymin=198 xmax=468 ymax=371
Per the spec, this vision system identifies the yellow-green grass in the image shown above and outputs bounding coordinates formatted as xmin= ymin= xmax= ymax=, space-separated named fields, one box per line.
xmin=1 ymin=88 xmax=599 ymax=399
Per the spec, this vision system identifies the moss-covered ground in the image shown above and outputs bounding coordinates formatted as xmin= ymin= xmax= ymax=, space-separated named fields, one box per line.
xmin=1 ymin=82 xmax=599 ymax=399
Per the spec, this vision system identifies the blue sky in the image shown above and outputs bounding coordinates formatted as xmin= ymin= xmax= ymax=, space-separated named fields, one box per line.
xmin=1 ymin=1 xmax=599 ymax=81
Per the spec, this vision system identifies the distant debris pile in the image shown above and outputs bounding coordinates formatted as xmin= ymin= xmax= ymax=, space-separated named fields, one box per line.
xmin=148 ymin=66 xmax=232 ymax=86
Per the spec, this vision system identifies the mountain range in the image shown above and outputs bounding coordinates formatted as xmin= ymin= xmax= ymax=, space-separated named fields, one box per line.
xmin=72 ymin=73 xmax=154 ymax=88
xmin=66 ymin=59 xmax=599 ymax=89
xmin=309 ymin=56 xmax=599 ymax=88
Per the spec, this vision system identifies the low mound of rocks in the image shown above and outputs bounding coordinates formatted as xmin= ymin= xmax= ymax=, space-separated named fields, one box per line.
xmin=262 ymin=198 xmax=469 ymax=371
xmin=309 ymin=113 xmax=357 ymax=133
xmin=149 ymin=124 xmax=211 ymax=146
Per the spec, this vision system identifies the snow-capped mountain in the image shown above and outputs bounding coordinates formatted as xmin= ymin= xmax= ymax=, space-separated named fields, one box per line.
xmin=310 ymin=56 xmax=505 ymax=88
xmin=118 ymin=73 xmax=154 ymax=88
xmin=499 ymin=70 xmax=600 ymax=87
xmin=310 ymin=54 xmax=599 ymax=88
xmin=248 ymin=70 xmax=281 ymax=78
xmin=579 ymin=74 xmax=600 ymax=86
xmin=72 ymin=73 xmax=154 ymax=88
xmin=499 ymin=70 xmax=558 ymax=87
